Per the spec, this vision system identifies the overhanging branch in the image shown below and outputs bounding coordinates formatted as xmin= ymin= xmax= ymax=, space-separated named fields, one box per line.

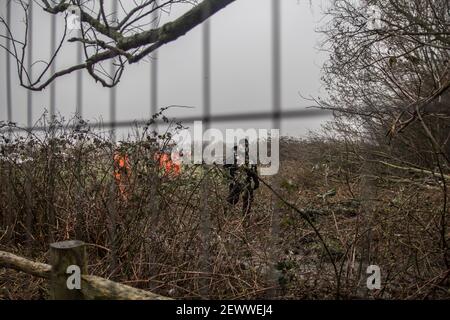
xmin=4 ymin=0 xmax=238 ymax=90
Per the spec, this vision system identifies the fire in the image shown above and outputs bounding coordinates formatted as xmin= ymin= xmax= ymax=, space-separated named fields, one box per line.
xmin=154 ymin=151 xmax=181 ymax=177
xmin=113 ymin=148 xmax=181 ymax=201
xmin=113 ymin=151 xmax=132 ymax=201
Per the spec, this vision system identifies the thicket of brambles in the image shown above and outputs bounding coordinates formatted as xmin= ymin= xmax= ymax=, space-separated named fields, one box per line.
xmin=1 ymin=114 xmax=448 ymax=299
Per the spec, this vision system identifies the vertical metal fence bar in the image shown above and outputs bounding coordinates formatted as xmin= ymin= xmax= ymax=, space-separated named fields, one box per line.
xmin=147 ymin=0 xmax=161 ymax=292
xmin=359 ymin=2 xmax=375 ymax=296
xmin=272 ymin=0 xmax=281 ymax=130
xmin=3 ymin=0 xmax=13 ymax=242
xmin=76 ymin=29 xmax=83 ymax=118
xmin=107 ymin=0 xmax=119 ymax=280
xmin=200 ymin=5 xmax=212 ymax=298
xmin=50 ymin=14 xmax=56 ymax=117
xmin=25 ymin=0 xmax=34 ymax=248
xmin=109 ymin=82 xmax=117 ymax=143
xmin=269 ymin=0 xmax=282 ymax=298
xmin=27 ymin=1 xmax=33 ymax=127
xmin=357 ymin=162 xmax=375 ymax=298
xmin=46 ymin=13 xmax=57 ymax=242
xmin=6 ymin=0 xmax=12 ymax=123
xmin=150 ymin=1 xmax=158 ymax=121
xmin=203 ymin=19 xmax=211 ymax=129
xmin=110 ymin=0 xmax=118 ymax=142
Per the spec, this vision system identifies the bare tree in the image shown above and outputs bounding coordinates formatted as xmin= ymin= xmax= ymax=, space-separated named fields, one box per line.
xmin=0 ymin=0 xmax=237 ymax=90
xmin=320 ymin=0 xmax=450 ymax=162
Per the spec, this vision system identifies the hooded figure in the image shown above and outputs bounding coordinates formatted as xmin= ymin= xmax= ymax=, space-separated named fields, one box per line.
xmin=224 ymin=139 xmax=259 ymax=217
xmin=113 ymin=151 xmax=132 ymax=201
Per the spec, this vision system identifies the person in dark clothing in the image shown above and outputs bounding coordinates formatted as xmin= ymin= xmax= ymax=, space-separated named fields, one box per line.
xmin=224 ymin=139 xmax=259 ymax=217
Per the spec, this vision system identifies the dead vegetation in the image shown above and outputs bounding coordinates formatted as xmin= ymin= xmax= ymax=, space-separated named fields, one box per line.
xmin=0 ymin=116 xmax=448 ymax=300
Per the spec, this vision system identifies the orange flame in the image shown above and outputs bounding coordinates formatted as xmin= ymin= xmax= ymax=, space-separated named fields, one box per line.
xmin=155 ymin=151 xmax=181 ymax=177
xmin=113 ymin=152 xmax=132 ymax=201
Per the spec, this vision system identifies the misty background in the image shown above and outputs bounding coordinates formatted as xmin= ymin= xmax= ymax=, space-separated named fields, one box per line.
xmin=0 ymin=0 xmax=331 ymax=139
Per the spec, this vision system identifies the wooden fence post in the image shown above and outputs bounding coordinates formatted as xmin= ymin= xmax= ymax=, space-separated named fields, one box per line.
xmin=49 ymin=240 xmax=87 ymax=300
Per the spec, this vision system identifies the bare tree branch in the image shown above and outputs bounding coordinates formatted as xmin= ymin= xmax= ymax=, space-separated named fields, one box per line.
xmin=0 ymin=0 xmax=237 ymax=91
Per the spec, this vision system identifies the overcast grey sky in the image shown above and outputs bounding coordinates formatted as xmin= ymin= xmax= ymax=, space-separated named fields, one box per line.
xmin=0 ymin=0 xmax=331 ymax=138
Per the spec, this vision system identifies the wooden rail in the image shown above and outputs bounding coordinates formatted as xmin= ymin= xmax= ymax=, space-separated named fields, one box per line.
xmin=0 ymin=240 xmax=171 ymax=300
